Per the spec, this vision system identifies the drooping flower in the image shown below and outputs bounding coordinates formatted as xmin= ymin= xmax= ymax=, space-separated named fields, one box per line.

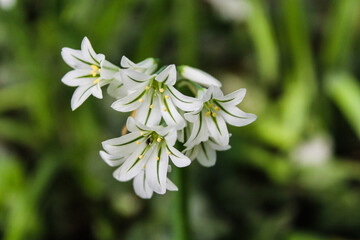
xmin=184 ymin=86 xmax=257 ymax=148
xmin=185 ymin=138 xmax=230 ymax=167
xmin=99 ymin=117 xmax=191 ymax=197
xmin=111 ymin=64 xmax=202 ymax=129
xmin=61 ymin=37 xmax=120 ymax=110
xmin=178 ymin=65 xmax=222 ymax=87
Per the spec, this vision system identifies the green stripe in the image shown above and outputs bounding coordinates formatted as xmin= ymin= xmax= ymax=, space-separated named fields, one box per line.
xmin=214 ymin=100 xmax=242 ymax=119
xmin=128 ymin=75 xmax=144 ymax=83
xmin=166 ymin=145 xmax=180 ymax=158
xmin=163 ymin=98 xmax=176 ymax=123
xmin=211 ymin=115 xmax=222 ymax=136
xmin=88 ymin=49 xmax=100 ymax=65
xmin=194 ymin=112 xmax=203 ymax=139
xmin=215 ymin=97 xmax=236 ymax=103
xmin=157 ymin=146 xmax=162 ymax=184
xmin=114 ymin=135 xmax=143 ymax=146
xmin=79 ymin=84 xmax=95 ymax=100
xmin=145 ymin=96 xmax=154 ymax=125
xmin=127 ymin=147 xmax=147 ymax=172
xmin=124 ymin=90 xmax=146 ymax=105
xmin=167 ymin=87 xmax=192 ymax=104
xmin=200 ymin=142 xmax=209 ymax=160
xmin=75 ymin=74 xmax=98 ymax=79
xmin=71 ymin=54 xmax=93 ymax=66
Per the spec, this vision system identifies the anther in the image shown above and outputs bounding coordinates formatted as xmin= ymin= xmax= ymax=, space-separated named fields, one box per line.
xmin=167 ymin=151 xmax=171 ymax=155
xmin=149 ymin=104 xmax=154 ymax=109
xmin=159 ymin=88 xmax=164 ymax=93
xmin=140 ymin=131 xmax=144 ymax=136
xmin=136 ymin=141 xmax=141 ymax=145
xmin=165 ymin=95 xmax=170 ymax=99
xmin=206 ymin=111 xmax=211 ymax=117
xmin=93 ymin=78 xmax=100 ymax=84
xmin=139 ymin=98 xmax=144 ymax=103
xmin=214 ymin=106 xmax=220 ymax=111
xmin=157 ymin=138 xmax=162 ymax=142
xmin=212 ymin=112 xmax=216 ymax=117
xmin=139 ymin=155 xmax=143 ymax=159
xmin=163 ymin=108 xmax=167 ymax=112
xmin=155 ymin=156 xmax=160 ymax=161
xmin=209 ymin=104 xmax=213 ymax=107
xmin=145 ymin=86 xmax=150 ymax=90
xmin=91 ymin=65 xmax=99 ymax=71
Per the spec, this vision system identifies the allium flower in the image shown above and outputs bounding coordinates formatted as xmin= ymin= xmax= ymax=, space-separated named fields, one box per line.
xmin=100 ymin=117 xmax=191 ymax=197
xmin=185 ymin=138 xmax=230 ymax=167
xmin=184 ymin=86 xmax=257 ymax=147
xmin=111 ymin=65 xmax=201 ymax=129
xmin=61 ymin=37 xmax=120 ymax=110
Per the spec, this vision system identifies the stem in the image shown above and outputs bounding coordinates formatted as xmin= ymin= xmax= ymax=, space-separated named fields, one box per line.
xmin=173 ymin=167 xmax=190 ymax=240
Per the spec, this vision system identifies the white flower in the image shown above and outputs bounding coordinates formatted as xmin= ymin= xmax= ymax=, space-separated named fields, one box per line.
xmin=184 ymin=86 xmax=257 ymax=147
xmin=111 ymin=64 xmax=202 ymax=130
xmin=178 ymin=65 xmax=222 ymax=87
xmin=61 ymin=37 xmax=120 ymax=110
xmin=107 ymin=56 xmax=158 ymax=99
xmin=185 ymin=138 xmax=230 ymax=167
xmin=99 ymin=117 xmax=191 ymax=197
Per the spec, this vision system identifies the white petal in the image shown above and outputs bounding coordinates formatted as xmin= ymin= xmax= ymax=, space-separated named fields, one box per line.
xmin=177 ymin=129 xmax=185 ymax=143
xmin=159 ymin=96 xmax=186 ymax=130
xmin=70 ymin=84 xmax=95 ymax=110
xmin=215 ymin=88 xmax=246 ymax=106
xmin=163 ymin=128 xmax=177 ymax=147
xmin=179 ymin=65 xmax=222 ymax=87
xmin=61 ymin=69 xmax=95 ymax=87
xmin=216 ymin=103 xmax=257 ymax=127
xmin=113 ymin=142 xmax=149 ymax=182
xmin=91 ymin=83 xmax=103 ymax=99
xmin=155 ymin=64 xmax=176 ymax=85
xmin=100 ymin=60 xmax=119 ymax=80
xmin=145 ymin=144 xmax=169 ymax=194
xmin=121 ymin=56 xmax=157 ymax=74
xmin=196 ymin=141 xmax=217 ymax=167
xmin=107 ymin=78 xmax=128 ymax=99
xmin=102 ymin=131 xmax=144 ymax=156
xmin=166 ymin=178 xmax=178 ymax=191
xmin=99 ymin=151 xmax=126 ymax=167
xmin=207 ymin=138 xmax=231 ymax=151
xmin=184 ymin=111 xmax=209 ymax=148
xmin=120 ymin=69 xmax=153 ymax=90
xmin=133 ymin=171 xmax=153 ymax=199
xmin=61 ymin=48 xmax=91 ymax=69
xmin=184 ymin=108 xmax=202 ymax=122
xmin=111 ymin=85 xmax=147 ymax=112
xmin=134 ymin=90 xmax=161 ymax=126
xmin=81 ymin=37 xmax=105 ymax=65
xmin=204 ymin=113 xmax=229 ymax=146
xmin=167 ymin=145 xmax=191 ymax=168
xmin=167 ymin=86 xmax=202 ymax=112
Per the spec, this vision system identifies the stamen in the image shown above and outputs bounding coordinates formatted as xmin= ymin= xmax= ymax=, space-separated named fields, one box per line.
xmin=139 ymin=155 xmax=143 ymax=159
xmin=214 ymin=106 xmax=220 ymax=111
xmin=145 ymin=86 xmax=150 ymax=90
xmin=140 ymin=131 xmax=144 ymax=136
xmin=139 ymin=98 xmax=144 ymax=103
xmin=167 ymin=151 xmax=171 ymax=155
xmin=149 ymin=104 xmax=154 ymax=109
xmin=163 ymin=108 xmax=167 ymax=112
xmin=165 ymin=95 xmax=170 ymax=99
xmin=91 ymin=71 xmax=97 ymax=77
xmin=212 ymin=112 xmax=216 ymax=117
xmin=155 ymin=156 xmax=160 ymax=161
xmin=206 ymin=111 xmax=211 ymax=117
xmin=209 ymin=104 xmax=213 ymax=107
xmin=157 ymin=137 xmax=162 ymax=142
xmin=159 ymin=88 xmax=164 ymax=93
xmin=93 ymin=78 xmax=100 ymax=84
xmin=136 ymin=141 xmax=141 ymax=145
xmin=91 ymin=65 xmax=99 ymax=71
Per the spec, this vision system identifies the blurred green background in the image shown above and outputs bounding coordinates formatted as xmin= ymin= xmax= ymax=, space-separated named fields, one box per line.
xmin=1 ymin=0 xmax=360 ymax=239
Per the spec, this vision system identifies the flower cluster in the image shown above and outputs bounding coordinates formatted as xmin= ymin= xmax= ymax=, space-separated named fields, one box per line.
xmin=61 ymin=37 xmax=257 ymax=198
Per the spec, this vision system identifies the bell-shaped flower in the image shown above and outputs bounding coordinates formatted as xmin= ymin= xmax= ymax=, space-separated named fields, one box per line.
xmin=184 ymin=86 xmax=257 ymax=147
xmin=61 ymin=37 xmax=120 ymax=110
xmin=178 ymin=65 xmax=222 ymax=87
xmin=99 ymin=117 xmax=191 ymax=197
xmin=111 ymin=64 xmax=201 ymax=130
xmin=185 ymin=138 xmax=230 ymax=167
xmin=107 ymin=56 xmax=158 ymax=99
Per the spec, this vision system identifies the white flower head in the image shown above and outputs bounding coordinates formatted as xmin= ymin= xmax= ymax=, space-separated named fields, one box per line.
xmin=100 ymin=117 xmax=191 ymax=198
xmin=178 ymin=65 xmax=222 ymax=87
xmin=111 ymin=64 xmax=202 ymax=130
xmin=61 ymin=37 xmax=120 ymax=110
xmin=184 ymin=86 xmax=257 ymax=148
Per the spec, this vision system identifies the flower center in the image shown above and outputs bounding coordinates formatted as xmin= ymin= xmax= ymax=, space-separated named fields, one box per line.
xmin=91 ymin=65 xmax=101 ymax=84
xmin=204 ymin=101 xmax=220 ymax=117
